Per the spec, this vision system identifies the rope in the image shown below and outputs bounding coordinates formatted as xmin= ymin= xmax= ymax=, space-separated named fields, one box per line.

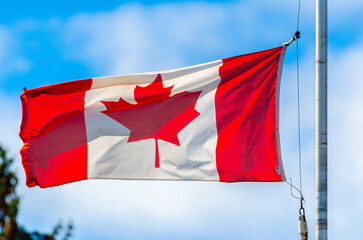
xmin=282 ymin=29 xmax=302 ymax=201
xmin=284 ymin=0 xmax=303 ymax=202
xmin=296 ymin=0 xmax=302 ymax=30
xmin=286 ymin=178 xmax=303 ymax=200
xmin=296 ymin=0 xmax=303 ymax=198
xmin=294 ymin=1 xmax=309 ymax=239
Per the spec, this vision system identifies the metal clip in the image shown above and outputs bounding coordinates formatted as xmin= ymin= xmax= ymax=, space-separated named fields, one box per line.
xmin=283 ymin=31 xmax=301 ymax=47
xmin=298 ymin=207 xmax=308 ymax=240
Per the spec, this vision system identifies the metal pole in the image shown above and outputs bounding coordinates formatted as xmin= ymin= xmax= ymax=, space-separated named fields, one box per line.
xmin=316 ymin=0 xmax=328 ymax=239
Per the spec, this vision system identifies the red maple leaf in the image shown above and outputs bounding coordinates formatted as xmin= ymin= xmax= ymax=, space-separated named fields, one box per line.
xmin=101 ymin=74 xmax=202 ymax=168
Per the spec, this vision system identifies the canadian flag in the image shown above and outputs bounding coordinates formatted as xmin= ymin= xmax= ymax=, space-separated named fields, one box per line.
xmin=20 ymin=47 xmax=286 ymax=188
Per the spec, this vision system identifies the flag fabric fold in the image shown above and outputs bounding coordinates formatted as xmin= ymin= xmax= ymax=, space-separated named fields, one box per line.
xmin=20 ymin=46 xmax=286 ymax=188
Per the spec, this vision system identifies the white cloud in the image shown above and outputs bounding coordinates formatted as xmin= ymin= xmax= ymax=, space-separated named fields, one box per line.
xmin=0 ymin=26 xmax=30 ymax=80
xmin=327 ymin=38 xmax=363 ymax=239
xmin=0 ymin=90 xmax=25 ymax=199
xmin=0 ymin=92 xmax=23 ymax=154
xmin=62 ymin=1 xmax=297 ymax=77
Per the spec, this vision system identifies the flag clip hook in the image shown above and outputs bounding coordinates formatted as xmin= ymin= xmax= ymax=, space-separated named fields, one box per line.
xmin=283 ymin=31 xmax=301 ymax=47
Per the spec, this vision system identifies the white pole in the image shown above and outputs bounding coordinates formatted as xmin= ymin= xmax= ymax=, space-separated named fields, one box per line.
xmin=316 ymin=0 xmax=328 ymax=239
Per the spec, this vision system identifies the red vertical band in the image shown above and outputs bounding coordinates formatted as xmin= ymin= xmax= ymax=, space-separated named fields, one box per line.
xmin=215 ymin=47 xmax=284 ymax=182
xmin=20 ymin=79 xmax=92 ymax=187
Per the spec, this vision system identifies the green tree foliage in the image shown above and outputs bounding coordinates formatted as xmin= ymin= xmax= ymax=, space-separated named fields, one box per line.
xmin=0 ymin=145 xmax=19 ymax=240
xmin=0 ymin=145 xmax=73 ymax=240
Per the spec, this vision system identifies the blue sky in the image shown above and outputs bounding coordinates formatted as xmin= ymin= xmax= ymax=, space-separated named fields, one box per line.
xmin=1 ymin=0 xmax=363 ymax=239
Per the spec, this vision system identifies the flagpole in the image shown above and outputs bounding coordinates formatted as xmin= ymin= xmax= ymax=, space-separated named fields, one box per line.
xmin=316 ymin=0 xmax=328 ymax=239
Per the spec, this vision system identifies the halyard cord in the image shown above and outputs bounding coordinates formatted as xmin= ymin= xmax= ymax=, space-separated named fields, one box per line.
xmin=296 ymin=0 xmax=303 ymax=201
xmin=286 ymin=178 xmax=303 ymax=200
xmin=282 ymin=31 xmax=303 ymax=203
xmin=295 ymin=2 xmax=308 ymax=238
xmin=293 ymin=0 xmax=309 ymax=238
xmin=282 ymin=0 xmax=304 ymax=201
